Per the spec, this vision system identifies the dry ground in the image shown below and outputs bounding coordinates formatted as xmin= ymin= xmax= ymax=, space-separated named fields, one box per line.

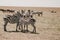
xmin=0 ymin=6 xmax=60 ymax=40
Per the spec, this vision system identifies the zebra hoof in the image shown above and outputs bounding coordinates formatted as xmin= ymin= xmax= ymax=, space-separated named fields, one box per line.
xmin=21 ymin=30 xmax=24 ymax=32
xmin=31 ymin=31 xmax=36 ymax=34
xmin=4 ymin=29 xmax=7 ymax=32
xmin=16 ymin=30 xmax=19 ymax=32
xmin=25 ymin=30 xmax=29 ymax=32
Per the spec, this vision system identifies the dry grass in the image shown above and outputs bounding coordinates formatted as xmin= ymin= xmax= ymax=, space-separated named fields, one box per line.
xmin=0 ymin=6 xmax=60 ymax=40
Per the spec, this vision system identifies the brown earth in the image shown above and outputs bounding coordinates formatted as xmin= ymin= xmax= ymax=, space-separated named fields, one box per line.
xmin=0 ymin=6 xmax=60 ymax=40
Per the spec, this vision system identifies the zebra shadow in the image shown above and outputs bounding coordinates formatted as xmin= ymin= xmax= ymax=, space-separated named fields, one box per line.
xmin=4 ymin=30 xmax=39 ymax=34
xmin=4 ymin=30 xmax=20 ymax=32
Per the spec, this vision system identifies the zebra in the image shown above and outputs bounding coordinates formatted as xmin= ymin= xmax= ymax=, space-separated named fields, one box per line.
xmin=32 ymin=11 xmax=43 ymax=16
xmin=3 ymin=10 xmax=23 ymax=32
xmin=19 ymin=10 xmax=36 ymax=33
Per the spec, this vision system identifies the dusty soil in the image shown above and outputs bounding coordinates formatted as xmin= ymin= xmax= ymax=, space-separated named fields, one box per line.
xmin=0 ymin=6 xmax=60 ymax=40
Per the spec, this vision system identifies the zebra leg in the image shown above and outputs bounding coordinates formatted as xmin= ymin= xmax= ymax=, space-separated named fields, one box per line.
xmin=19 ymin=25 xmax=21 ymax=30
xmin=20 ymin=24 xmax=23 ymax=32
xmin=4 ymin=21 xmax=8 ymax=31
xmin=24 ymin=24 xmax=25 ymax=32
xmin=16 ymin=22 xmax=19 ymax=31
xmin=26 ymin=25 xmax=29 ymax=32
xmin=41 ymin=12 xmax=43 ymax=16
xmin=31 ymin=24 xmax=36 ymax=33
